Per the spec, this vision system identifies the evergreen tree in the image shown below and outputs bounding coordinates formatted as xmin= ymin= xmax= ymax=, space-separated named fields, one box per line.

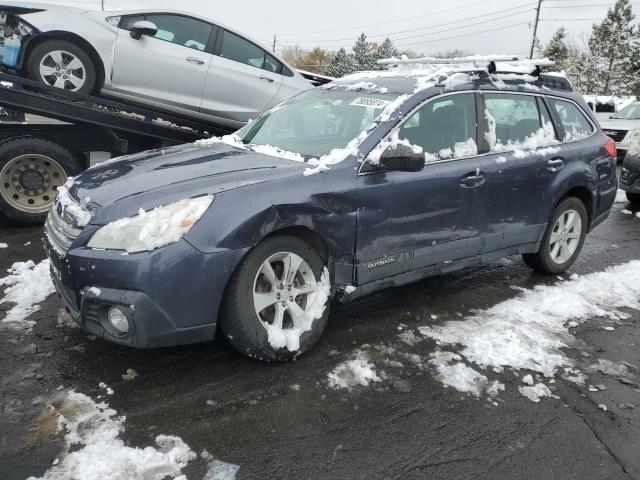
xmin=543 ymin=28 xmax=569 ymax=70
xmin=585 ymin=0 xmax=637 ymax=94
xmin=374 ymin=38 xmax=399 ymax=69
xmin=352 ymin=33 xmax=377 ymax=71
xmin=325 ymin=48 xmax=356 ymax=78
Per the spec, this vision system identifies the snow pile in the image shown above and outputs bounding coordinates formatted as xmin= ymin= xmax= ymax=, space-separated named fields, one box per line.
xmin=328 ymin=352 xmax=382 ymax=389
xmin=344 ymin=81 xmax=389 ymax=93
xmin=430 ymin=350 xmax=504 ymax=398
xmin=0 ymin=242 xmax=7 ymax=248
xmin=377 ymin=94 xmax=411 ymax=123
xmin=264 ymin=267 xmax=331 ymax=352
xmin=249 ymin=144 xmax=305 ymax=163
xmin=615 ymin=189 xmax=629 ymax=203
xmin=304 ymin=131 xmax=369 ymax=176
xmin=0 ymin=260 xmax=55 ymax=327
xmin=367 ymin=130 xmax=424 ymax=165
xmin=438 ymin=138 xmax=478 ymax=160
xmin=27 ymin=391 xmax=196 ymax=480
xmin=90 ymin=196 xmax=213 ymax=253
xmin=486 ymin=110 xmax=560 ymax=158
xmin=55 ymin=177 xmax=92 ymax=227
xmin=518 ymin=383 xmax=554 ymax=403
xmin=419 ymin=261 xmax=640 ymax=401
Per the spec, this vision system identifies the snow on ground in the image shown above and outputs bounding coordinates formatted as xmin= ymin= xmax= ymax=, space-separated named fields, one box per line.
xmin=0 ymin=260 xmax=55 ymax=328
xmin=328 ymin=351 xmax=382 ymax=389
xmin=430 ymin=350 xmax=504 ymax=398
xmin=616 ymin=189 xmax=630 ymax=203
xmin=419 ymin=260 xmax=640 ymax=400
xmin=264 ymin=268 xmax=331 ymax=352
xmin=27 ymin=391 xmax=196 ymax=480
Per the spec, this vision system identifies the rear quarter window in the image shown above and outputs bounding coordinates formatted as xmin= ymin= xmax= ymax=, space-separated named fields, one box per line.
xmin=548 ymin=98 xmax=594 ymax=141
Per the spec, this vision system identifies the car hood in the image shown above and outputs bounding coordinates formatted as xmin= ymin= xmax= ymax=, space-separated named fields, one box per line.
xmin=599 ymin=118 xmax=640 ymax=131
xmin=71 ymin=142 xmax=307 ymax=224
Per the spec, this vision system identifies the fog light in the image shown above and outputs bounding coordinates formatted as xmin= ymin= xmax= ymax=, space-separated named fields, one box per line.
xmin=107 ymin=306 xmax=129 ymax=333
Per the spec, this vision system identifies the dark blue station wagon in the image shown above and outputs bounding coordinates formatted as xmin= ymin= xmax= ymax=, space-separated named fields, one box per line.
xmin=44 ymin=60 xmax=618 ymax=361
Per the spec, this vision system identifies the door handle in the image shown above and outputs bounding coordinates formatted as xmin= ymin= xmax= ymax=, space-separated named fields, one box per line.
xmin=259 ymin=76 xmax=275 ymax=83
xmin=186 ymin=57 xmax=205 ymax=65
xmin=546 ymin=158 xmax=565 ymax=172
xmin=459 ymin=171 xmax=486 ymax=188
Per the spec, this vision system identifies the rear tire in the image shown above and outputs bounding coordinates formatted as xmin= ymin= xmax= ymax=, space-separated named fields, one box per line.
xmin=522 ymin=197 xmax=588 ymax=275
xmin=220 ymin=235 xmax=331 ymax=362
xmin=627 ymin=192 xmax=640 ymax=205
xmin=0 ymin=137 xmax=81 ymax=225
xmin=27 ymin=40 xmax=97 ymax=94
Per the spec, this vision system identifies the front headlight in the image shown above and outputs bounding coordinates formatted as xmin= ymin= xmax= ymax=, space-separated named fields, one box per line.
xmin=87 ymin=195 xmax=214 ymax=253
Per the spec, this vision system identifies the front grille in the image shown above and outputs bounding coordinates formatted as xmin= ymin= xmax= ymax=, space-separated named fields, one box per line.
xmin=603 ymin=128 xmax=628 ymax=143
xmin=44 ymin=200 xmax=82 ymax=256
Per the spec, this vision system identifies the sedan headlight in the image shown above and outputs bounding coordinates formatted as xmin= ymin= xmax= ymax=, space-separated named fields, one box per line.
xmin=88 ymin=195 xmax=214 ymax=253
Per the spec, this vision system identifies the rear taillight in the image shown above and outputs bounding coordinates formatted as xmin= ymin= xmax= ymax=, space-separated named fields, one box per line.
xmin=604 ymin=138 xmax=617 ymax=162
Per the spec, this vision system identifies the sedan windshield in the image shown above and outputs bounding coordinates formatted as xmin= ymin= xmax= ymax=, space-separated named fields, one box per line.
xmin=236 ymin=88 xmax=401 ymax=159
xmin=612 ymin=103 xmax=640 ymax=119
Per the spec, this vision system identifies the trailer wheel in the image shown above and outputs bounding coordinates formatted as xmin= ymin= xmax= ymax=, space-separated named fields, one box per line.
xmin=0 ymin=137 xmax=81 ymax=225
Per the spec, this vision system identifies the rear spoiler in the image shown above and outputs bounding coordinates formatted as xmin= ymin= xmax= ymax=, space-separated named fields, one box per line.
xmin=297 ymin=69 xmax=334 ymax=87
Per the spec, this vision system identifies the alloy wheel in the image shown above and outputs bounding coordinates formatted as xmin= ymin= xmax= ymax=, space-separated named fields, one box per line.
xmin=39 ymin=50 xmax=86 ymax=91
xmin=549 ymin=209 xmax=582 ymax=264
xmin=0 ymin=154 xmax=67 ymax=213
xmin=253 ymin=252 xmax=318 ymax=332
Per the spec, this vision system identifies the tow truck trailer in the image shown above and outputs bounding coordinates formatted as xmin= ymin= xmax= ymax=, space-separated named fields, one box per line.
xmin=0 ymin=71 xmax=236 ymax=224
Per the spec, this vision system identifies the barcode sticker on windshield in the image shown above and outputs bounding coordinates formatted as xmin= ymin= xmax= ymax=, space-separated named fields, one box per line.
xmin=350 ymin=97 xmax=390 ymax=108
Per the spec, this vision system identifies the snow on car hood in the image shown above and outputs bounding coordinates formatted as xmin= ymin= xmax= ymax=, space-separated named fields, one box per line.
xmin=70 ymin=143 xmax=306 ymax=224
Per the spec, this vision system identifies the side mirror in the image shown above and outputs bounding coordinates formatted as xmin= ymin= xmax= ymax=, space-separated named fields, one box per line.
xmin=130 ymin=20 xmax=158 ymax=40
xmin=379 ymin=144 xmax=425 ymax=172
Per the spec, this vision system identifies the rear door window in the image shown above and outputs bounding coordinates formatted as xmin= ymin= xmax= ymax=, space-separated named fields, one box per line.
xmin=548 ymin=98 xmax=594 ymax=141
xmin=218 ymin=30 xmax=282 ymax=74
xmin=484 ymin=93 xmax=557 ymax=151
xmin=398 ymin=93 xmax=478 ymax=161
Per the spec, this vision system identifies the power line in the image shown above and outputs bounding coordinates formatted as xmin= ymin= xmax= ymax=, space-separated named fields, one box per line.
xmin=277 ymin=6 xmax=535 ymax=47
xmin=279 ymin=0 xmax=506 ymax=36
xmin=393 ymin=22 xmax=532 ymax=48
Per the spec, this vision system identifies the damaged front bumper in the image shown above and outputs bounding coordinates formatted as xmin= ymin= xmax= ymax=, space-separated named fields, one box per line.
xmin=44 ymin=235 xmax=248 ymax=348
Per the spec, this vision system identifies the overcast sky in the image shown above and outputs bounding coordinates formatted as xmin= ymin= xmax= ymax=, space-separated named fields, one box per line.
xmin=37 ymin=0 xmax=616 ymax=56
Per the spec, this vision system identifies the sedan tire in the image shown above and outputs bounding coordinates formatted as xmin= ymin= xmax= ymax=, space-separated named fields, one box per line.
xmin=27 ymin=40 xmax=97 ymax=94
xmin=220 ymin=235 xmax=331 ymax=362
xmin=523 ymin=197 xmax=588 ymax=275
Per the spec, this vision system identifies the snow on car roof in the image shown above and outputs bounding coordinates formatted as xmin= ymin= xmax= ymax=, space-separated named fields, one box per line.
xmin=329 ymin=57 xmax=567 ymax=95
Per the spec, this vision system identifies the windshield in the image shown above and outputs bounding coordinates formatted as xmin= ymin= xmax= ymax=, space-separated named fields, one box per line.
xmin=612 ymin=103 xmax=640 ymax=119
xmin=236 ymin=88 xmax=401 ymax=159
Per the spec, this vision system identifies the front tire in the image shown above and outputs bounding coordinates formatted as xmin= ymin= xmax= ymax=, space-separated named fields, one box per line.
xmin=0 ymin=137 xmax=81 ymax=224
xmin=27 ymin=40 xmax=97 ymax=94
xmin=523 ymin=197 xmax=588 ymax=275
xmin=627 ymin=192 xmax=640 ymax=205
xmin=220 ymin=235 xmax=331 ymax=362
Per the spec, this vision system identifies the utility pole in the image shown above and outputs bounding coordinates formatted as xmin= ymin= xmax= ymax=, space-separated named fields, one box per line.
xmin=529 ymin=0 xmax=542 ymax=59
xmin=272 ymin=35 xmax=277 ymax=53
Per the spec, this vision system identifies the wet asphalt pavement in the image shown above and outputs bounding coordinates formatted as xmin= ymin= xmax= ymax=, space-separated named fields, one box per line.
xmin=1 ymin=199 xmax=640 ymax=480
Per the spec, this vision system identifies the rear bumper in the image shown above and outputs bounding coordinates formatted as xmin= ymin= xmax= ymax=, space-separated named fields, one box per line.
xmin=44 ymin=236 xmax=248 ymax=348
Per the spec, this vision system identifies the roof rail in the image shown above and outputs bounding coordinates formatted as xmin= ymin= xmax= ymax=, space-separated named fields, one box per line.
xmin=377 ymin=55 xmax=555 ymax=74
